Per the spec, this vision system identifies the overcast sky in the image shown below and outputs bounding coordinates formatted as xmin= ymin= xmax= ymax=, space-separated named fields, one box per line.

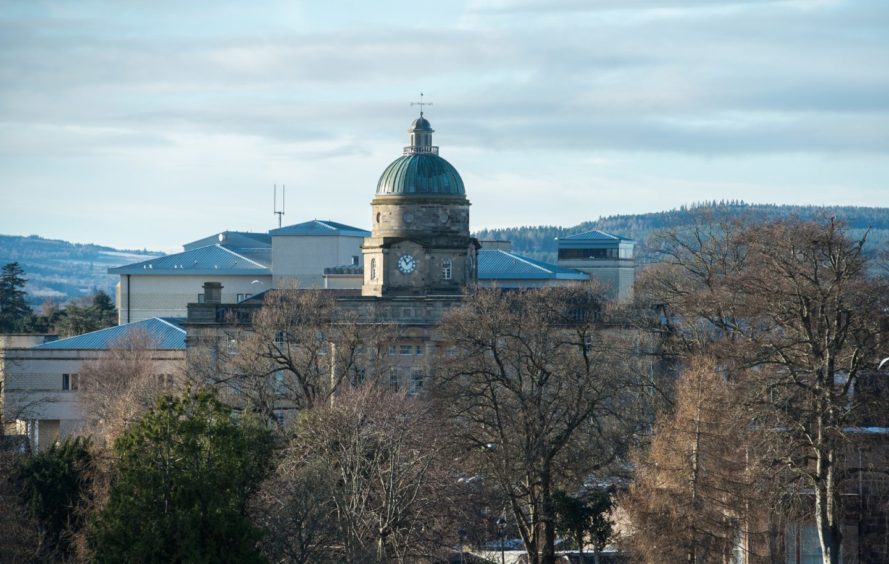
xmin=1 ymin=0 xmax=887 ymax=251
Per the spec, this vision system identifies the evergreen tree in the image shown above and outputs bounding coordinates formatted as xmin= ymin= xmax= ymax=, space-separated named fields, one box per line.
xmin=16 ymin=437 xmax=93 ymax=560
xmin=88 ymin=391 xmax=274 ymax=563
xmin=552 ymin=487 xmax=614 ymax=563
xmin=89 ymin=290 xmax=117 ymax=328
xmin=0 ymin=262 xmax=32 ymax=332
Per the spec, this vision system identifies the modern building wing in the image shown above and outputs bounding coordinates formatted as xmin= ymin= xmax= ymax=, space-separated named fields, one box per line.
xmin=2 ymin=317 xmax=186 ymax=450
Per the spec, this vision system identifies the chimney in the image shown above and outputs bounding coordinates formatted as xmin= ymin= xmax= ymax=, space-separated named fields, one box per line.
xmin=202 ymin=282 xmax=223 ymax=304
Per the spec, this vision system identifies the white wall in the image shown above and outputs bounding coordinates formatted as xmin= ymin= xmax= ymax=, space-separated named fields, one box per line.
xmin=116 ymin=274 xmax=273 ymax=323
xmin=272 ymin=235 xmax=364 ymax=288
xmin=2 ymin=348 xmax=185 ymax=449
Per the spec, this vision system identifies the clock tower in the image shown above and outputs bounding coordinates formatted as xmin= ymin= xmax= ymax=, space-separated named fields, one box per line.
xmin=361 ymin=111 xmax=478 ymax=297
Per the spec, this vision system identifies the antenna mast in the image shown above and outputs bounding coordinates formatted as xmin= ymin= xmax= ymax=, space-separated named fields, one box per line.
xmin=274 ymin=184 xmax=286 ymax=228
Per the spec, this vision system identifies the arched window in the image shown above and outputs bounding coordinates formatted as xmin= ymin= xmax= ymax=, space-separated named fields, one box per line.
xmin=441 ymin=258 xmax=452 ymax=280
xmin=370 ymin=258 xmax=377 ymax=280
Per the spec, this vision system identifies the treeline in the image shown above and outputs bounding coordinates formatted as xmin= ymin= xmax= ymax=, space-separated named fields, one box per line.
xmin=0 ymin=234 xmax=160 ymax=307
xmin=474 ymin=202 xmax=889 ymax=263
xmin=0 ymin=262 xmax=116 ymax=336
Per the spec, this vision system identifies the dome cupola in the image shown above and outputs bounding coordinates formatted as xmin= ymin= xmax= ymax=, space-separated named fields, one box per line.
xmin=376 ymin=112 xmax=465 ymax=197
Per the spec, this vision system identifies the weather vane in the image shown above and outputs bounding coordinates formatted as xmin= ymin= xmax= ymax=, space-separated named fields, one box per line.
xmin=410 ymin=92 xmax=432 ymax=116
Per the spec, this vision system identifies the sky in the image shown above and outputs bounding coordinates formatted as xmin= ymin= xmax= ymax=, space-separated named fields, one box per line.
xmin=1 ymin=0 xmax=888 ymax=252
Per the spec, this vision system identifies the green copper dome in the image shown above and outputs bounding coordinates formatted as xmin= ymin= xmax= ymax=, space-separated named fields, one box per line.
xmin=376 ymin=153 xmax=465 ymax=196
xmin=376 ymin=113 xmax=465 ymax=197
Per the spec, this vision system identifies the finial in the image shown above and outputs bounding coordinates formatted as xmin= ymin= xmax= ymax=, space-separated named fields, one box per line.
xmin=410 ymin=92 xmax=432 ymax=117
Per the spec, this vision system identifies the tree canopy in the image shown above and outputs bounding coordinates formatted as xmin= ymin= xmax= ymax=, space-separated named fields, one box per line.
xmin=88 ymin=391 xmax=275 ymax=563
xmin=0 ymin=262 xmax=31 ymax=332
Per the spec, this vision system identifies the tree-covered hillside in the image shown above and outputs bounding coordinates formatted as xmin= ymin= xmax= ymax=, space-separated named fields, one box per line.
xmin=474 ymin=202 xmax=889 ymax=263
xmin=0 ymin=235 xmax=161 ymax=307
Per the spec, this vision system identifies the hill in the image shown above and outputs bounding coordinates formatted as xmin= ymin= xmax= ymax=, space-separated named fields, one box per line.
xmin=0 ymin=234 xmax=161 ymax=307
xmin=474 ymin=202 xmax=889 ymax=263
xmin=3 ymin=203 xmax=887 ymax=308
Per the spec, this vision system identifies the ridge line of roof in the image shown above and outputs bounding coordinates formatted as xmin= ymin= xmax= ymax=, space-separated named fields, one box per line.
xmin=155 ymin=317 xmax=186 ymax=334
xmin=497 ymin=250 xmax=552 ymax=273
xmin=217 ymin=245 xmax=268 ymax=268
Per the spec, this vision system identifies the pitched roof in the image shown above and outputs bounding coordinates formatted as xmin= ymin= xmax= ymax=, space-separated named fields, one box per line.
xmin=108 ymin=244 xmax=272 ymax=275
xmin=478 ymin=250 xmax=589 ymax=280
xmin=560 ymin=230 xmax=634 ymax=242
xmin=270 ymin=220 xmax=370 ymax=238
xmin=34 ymin=318 xmax=186 ymax=350
xmin=183 ymin=231 xmax=271 ymax=251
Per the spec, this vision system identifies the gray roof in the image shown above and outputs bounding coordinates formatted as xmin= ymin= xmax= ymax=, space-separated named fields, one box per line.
xmin=324 ymin=264 xmax=364 ymax=275
xmin=560 ymin=230 xmax=634 ymax=242
xmin=108 ymin=244 xmax=272 ymax=276
xmin=270 ymin=220 xmax=370 ymax=238
xmin=478 ymin=250 xmax=589 ymax=280
xmin=183 ymin=231 xmax=271 ymax=251
xmin=34 ymin=318 xmax=186 ymax=350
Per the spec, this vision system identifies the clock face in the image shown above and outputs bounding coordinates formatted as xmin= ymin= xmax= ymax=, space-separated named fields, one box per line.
xmin=397 ymin=254 xmax=417 ymax=274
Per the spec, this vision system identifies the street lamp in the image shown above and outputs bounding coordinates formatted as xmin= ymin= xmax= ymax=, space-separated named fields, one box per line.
xmin=496 ymin=516 xmax=507 ymax=564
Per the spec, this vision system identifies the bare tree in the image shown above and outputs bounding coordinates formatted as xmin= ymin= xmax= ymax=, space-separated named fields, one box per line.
xmin=254 ymin=385 xmax=463 ymax=563
xmin=435 ymin=286 xmax=645 ymax=564
xmin=78 ymin=328 xmax=183 ymax=445
xmin=194 ymin=289 xmax=398 ymax=423
xmin=642 ymin=216 xmax=889 ymax=564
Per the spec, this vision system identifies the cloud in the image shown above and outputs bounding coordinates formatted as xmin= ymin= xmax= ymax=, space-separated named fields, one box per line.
xmin=1 ymin=1 xmax=887 ymax=249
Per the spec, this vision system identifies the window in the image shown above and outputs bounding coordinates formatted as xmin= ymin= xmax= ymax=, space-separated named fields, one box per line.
xmin=156 ymin=374 xmax=175 ymax=388
xmin=557 ymin=248 xmax=618 ymax=260
xmin=388 ymin=345 xmax=396 ymax=356
xmin=197 ymin=293 xmax=205 ymax=304
xmin=441 ymin=258 xmax=452 ymax=280
xmin=416 ymin=345 xmax=424 ymax=356
xmin=237 ymin=293 xmax=244 ymax=302
xmin=400 ymin=344 xmax=413 ymax=356
xmin=274 ymin=331 xmax=287 ymax=346
xmin=352 ymin=255 xmax=360 ymax=266
xmin=351 ymin=366 xmax=366 ymax=386
xmin=370 ymin=258 xmax=377 ymax=280
xmin=62 ymin=373 xmax=79 ymax=391
xmin=389 ymin=367 xmax=400 ymax=391
xmin=273 ymin=371 xmax=285 ymax=395
xmin=409 ymin=368 xmax=425 ymax=395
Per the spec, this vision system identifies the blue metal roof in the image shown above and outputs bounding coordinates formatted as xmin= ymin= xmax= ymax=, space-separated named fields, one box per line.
xmin=108 ymin=244 xmax=272 ymax=275
xmin=478 ymin=250 xmax=589 ymax=280
xmin=34 ymin=318 xmax=186 ymax=350
xmin=560 ymin=230 xmax=634 ymax=242
xmin=376 ymin=153 xmax=465 ymax=197
xmin=269 ymin=220 xmax=370 ymax=238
